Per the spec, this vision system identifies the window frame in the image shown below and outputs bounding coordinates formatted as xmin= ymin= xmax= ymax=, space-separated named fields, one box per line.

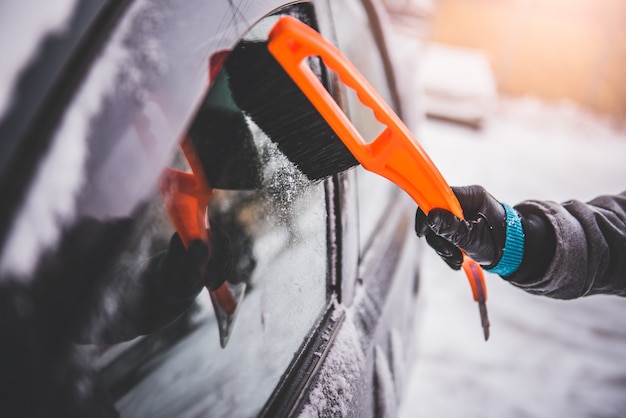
xmin=260 ymin=0 xmax=413 ymax=414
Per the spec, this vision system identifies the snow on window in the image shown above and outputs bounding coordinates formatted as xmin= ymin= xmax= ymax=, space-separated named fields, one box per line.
xmin=298 ymin=307 xmax=366 ymax=417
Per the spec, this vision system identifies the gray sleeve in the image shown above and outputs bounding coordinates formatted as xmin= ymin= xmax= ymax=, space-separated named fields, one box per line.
xmin=506 ymin=190 xmax=626 ymax=299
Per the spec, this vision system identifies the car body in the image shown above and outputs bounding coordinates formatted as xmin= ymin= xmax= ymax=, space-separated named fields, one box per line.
xmin=0 ymin=0 xmax=423 ymax=416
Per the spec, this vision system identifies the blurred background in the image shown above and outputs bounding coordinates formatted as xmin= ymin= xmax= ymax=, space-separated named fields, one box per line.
xmin=376 ymin=0 xmax=626 ymax=417
xmin=385 ymin=0 xmax=626 ymax=124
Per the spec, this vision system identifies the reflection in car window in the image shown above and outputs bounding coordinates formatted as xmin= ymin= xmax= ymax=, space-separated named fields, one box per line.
xmin=0 ymin=0 xmax=109 ymax=184
xmin=329 ymin=0 xmax=401 ymax=253
xmin=95 ymin=10 xmax=329 ymax=418
xmin=0 ymin=4 xmax=329 ymax=417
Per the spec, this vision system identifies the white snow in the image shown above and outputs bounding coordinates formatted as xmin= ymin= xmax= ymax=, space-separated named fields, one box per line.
xmin=298 ymin=308 xmax=366 ymax=418
xmin=397 ymin=97 xmax=626 ymax=418
xmin=385 ymin=22 xmax=626 ymax=417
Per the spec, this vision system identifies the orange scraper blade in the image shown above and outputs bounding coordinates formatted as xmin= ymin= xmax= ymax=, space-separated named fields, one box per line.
xmin=158 ymin=143 xmax=243 ymax=348
xmin=268 ymin=16 xmax=490 ymax=340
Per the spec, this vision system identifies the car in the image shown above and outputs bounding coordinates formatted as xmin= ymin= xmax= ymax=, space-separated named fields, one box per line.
xmin=0 ymin=0 xmax=424 ymax=416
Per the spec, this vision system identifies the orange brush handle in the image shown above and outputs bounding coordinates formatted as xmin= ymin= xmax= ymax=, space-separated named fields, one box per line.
xmin=159 ymin=168 xmax=207 ymax=247
xmin=158 ymin=141 xmax=238 ymax=314
xmin=268 ymin=16 xmax=486 ymax=302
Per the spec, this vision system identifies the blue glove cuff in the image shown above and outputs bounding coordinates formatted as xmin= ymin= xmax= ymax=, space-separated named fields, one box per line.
xmin=486 ymin=204 xmax=524 ymax=277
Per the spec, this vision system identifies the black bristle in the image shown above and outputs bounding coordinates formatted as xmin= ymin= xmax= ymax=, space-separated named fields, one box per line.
xmin=224 ymin=40 xmax=359 ymax=181
xmin=189 ymin=105 xmax=262 ymax=190
xmin=188 ymin=69 xmax=263 ymax=190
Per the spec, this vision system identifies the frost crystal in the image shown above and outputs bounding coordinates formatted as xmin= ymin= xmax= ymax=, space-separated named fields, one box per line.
xmin=298 ymin=313 xmax=365 ymax=418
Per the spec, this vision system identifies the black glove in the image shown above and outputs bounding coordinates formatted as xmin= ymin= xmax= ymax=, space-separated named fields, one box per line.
xmin=415 ymin=185 xmax=506 ymax=270
xmin=204 ymin=220 xmax=233 ymax=291
xmin=161 ymin=233 xmax=209 ymax=298
xmin=415 ymin=185 xmax=556 ymax=280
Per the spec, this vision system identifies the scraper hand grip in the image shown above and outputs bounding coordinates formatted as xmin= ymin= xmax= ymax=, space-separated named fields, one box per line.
xmin=268 ymin=16 xmax=489 ymax=339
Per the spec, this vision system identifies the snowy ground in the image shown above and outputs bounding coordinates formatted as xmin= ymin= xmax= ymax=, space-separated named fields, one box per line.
xmin=398 ymin=98 xmax=626 ymax=418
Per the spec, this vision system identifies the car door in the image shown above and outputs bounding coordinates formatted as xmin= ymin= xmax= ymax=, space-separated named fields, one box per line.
xmin=0 ymin=0 xmax=422 ymax=416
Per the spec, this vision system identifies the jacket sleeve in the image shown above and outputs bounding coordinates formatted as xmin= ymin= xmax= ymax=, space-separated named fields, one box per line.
xmin=506 ymin=190 xmax=626 ymax=299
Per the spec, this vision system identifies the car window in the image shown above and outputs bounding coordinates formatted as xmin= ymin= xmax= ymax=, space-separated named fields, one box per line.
xmin=0 ymin=0 xmax=109 ymax=184
xmin=328 ymin=0 xmax=402 ymax=254
xmin=0 ymin=2 xmax=330 ymax=417
xmin=99 ymin=11 xmax=330 ymax=418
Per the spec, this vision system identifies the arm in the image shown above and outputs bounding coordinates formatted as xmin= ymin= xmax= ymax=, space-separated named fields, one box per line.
xmin=510 ymin=191 xmax=626 ymax=298
xmin=416 ymin=186 xmax=626 ymax=299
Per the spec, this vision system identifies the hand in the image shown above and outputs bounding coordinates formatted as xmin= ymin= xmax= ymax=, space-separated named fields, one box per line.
xmin=162 ymin=233 xmax=209 ymax=296
xmin=415 ymin=185 xmax=507 ymax=270
xmin=204 ymin=220 xmax=233 ymax=290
